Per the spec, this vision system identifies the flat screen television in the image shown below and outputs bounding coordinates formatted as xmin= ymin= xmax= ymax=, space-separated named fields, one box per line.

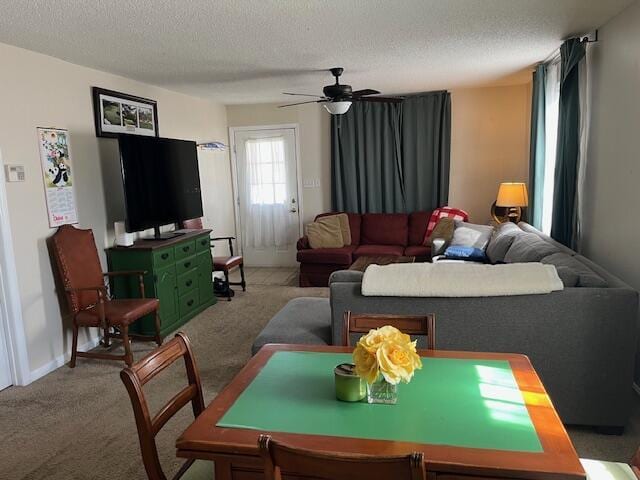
xmin=118 ymin=134 xmax=203 ymax=239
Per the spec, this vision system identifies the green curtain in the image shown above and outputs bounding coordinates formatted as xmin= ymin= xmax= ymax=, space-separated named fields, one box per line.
xmin=551 ymin=38 xmax=585 ymax=248
xmin=401 ymin=92 xmax=451 ymax=212
xmin=331 ymin=91 xmax=451 ymax=213
xmin=528 ymin=64 xmax=546 ymax=230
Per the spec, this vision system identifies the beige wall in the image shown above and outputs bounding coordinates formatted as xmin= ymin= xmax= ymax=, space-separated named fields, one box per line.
xmin=580 ymin=2 xmax=640 ymax=376
xmin=449 ymin=84 xmax=532 ymax=223
xmin=227 ymin=85 xmax=531 ymax=226
xmin=226 ymin=103 xmax=332 ymax=225
xmin=0 ymin=42 xmax=231 ymax=376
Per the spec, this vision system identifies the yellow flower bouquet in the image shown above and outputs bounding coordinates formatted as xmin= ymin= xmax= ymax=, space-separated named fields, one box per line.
xmin=352 ymin=326 xmax=422 ymax=404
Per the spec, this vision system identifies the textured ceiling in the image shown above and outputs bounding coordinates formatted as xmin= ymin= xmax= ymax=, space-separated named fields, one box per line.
xmin=0 ymin=0 xmax=633 ymax=104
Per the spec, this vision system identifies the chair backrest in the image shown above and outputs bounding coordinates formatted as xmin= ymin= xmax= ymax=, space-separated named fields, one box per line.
xmin=50 ymin=224 xmax=104 ymax=314
xmin=343 ymin=311 xmax=436 ymax=349
xmin=259 ymin=434 xmax=426 ymax=480
xmin=181 ymin=218 xmax=204 ymax=230
xmin=120 ymin=332 xmax=205 ymax=480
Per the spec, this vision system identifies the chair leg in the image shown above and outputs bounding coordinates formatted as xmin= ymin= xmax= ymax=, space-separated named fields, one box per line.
xmin=102 ymin=326 xmax=111 ymax=348
xmin=224 ymin=269 xmax=231 ymax=301
xmin=154 ymin=311 xmax=163 ymax=346
xmin=239 ymin=263 xmax=246 ymax=292
xmin=70 ymin=323 xmax=79 ymax=368
xmin=122 ymin=325 xmax=133 ymax=367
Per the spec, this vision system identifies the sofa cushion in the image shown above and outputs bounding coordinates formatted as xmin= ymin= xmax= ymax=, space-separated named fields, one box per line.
xmin=450 ymin=222 xmax=494 ymax=250
xmin=353 ymin=244 xmax=404 ymax=259
xmin=486 ymin=222 xmax=522 ymax=264
xmin=297 ymin=246 xmax=355 ymax=265
xmin=541 ymin=253 xmax=608 ymax=287
xmin=404 ymin=245 xmax=431 ymax=257
xmin=317 ymin=212 xmax=361 ymax=246
xmin=408 ymin=211 xmax=431 ymax=246
xmin=306 ymin=216 xmax=344 ymax=249
xmin=360 ymin=213 xmax=409 ymax=246
xmin=504 ymin=232 xmax=560 ymax=263
xmin=554 ymin=266 xmax=579 ymax=287
xmin=251 ymin=298 xmax=331 ymax=355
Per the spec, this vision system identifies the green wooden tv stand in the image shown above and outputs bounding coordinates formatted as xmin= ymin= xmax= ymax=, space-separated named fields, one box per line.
xmin=107 ymin=229 xmax=216 ymax=338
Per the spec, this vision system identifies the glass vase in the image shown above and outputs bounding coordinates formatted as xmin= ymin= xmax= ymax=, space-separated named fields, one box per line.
xmin=367 ymin=376 xmax=398 ymax=404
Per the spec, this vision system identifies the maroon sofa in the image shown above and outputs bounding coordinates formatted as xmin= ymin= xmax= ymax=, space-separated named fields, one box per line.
xmin=296 ymin=212 xmax=433 ymax=287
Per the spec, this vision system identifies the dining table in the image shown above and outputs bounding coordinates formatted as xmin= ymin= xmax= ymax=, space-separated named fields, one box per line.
xmin=176 ymin=344 xmax=586 ymax=480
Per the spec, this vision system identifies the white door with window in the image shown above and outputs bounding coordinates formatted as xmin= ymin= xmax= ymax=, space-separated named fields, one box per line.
xmin=232 ymin=127 xmax=301 ymax=267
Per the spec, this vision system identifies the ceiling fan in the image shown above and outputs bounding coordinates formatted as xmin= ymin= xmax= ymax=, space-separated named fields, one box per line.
xmin=279 ymin=67 xmax=404 ymax=115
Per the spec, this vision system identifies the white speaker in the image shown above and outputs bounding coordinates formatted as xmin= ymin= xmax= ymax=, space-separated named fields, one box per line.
xmin=115 ymin=221 xmax=135 ymax=247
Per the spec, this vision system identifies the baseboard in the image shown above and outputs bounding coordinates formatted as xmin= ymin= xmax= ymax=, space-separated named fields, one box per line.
xmin=28 ymin=335 xmax=101 ymax=383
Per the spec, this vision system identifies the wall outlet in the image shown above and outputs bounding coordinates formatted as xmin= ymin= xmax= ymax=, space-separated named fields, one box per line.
xmin=4 ymin=165 xmax=25 ymax=182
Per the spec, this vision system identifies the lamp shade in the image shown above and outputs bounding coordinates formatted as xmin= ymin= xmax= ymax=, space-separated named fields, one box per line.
xmin=323 ymin=101 xmax=352 ymax=115
xmin=496 ymin=182 xmax=528 ymax=207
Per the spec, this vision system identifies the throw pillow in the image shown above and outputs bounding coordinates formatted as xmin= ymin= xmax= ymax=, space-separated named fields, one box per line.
xmin=503 ymin=233 xmax=559 ymax=263
xmin=423 ymin=217 xmax=455 ymax=247
xmin=306 ymin=216 xmax=344 ymax=249
xmin=540 ymin=253 xmax=608 ymax=287
xmin=450 ymin=221 xmax=494 ymax=250
xmin=486 ymin=222 xmax=522 ymax=264
xmin=423 ymin=206 xmax=469 ymax=243
xmin=318 ymin=213 xmax=351 ymax=245
xmin=444 ymin=245 xmax=487 ymax=262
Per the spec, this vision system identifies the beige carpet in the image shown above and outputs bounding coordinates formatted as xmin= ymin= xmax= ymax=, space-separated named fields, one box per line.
xmin=1 ymin=280 xmax=640 ymax=479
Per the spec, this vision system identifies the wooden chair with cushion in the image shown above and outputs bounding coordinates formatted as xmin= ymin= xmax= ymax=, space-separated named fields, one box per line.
xmin=259 ymin=434 xmax=426 ymax=480
xmin=120 ymin=332 xmax=212 ymax=480
xmin=181 ymin=218 xmax=246 ymax=301
xmin=51 ymin=224 xmax=162 ymax=367
xmin=343 ymin=311 xmax=436 ymax=349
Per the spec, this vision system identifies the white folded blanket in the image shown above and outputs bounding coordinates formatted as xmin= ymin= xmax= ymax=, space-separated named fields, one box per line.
xmin=361 ymin=262 xmax=564 ymax=297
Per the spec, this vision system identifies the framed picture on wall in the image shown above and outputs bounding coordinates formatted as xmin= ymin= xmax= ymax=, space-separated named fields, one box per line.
xmin=92 ymin=87 xmax=159 ymax=138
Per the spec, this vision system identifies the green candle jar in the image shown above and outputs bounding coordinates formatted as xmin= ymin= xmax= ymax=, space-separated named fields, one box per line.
xmin=334 ymin=363 xmax=366 ymax=402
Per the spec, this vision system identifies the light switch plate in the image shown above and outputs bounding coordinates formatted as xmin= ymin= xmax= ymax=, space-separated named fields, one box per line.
xmin=303 ymin=179 xmax=320 ymax=188
xmin=5 ymin=165 xmax=25 ymax=182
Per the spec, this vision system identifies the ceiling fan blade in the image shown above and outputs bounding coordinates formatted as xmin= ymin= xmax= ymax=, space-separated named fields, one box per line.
xmin=278 ymin=99 xmax=327 ymax=108
xmin=283 ymin=92 xmax=326 ymax=98
xmin=351 ymin=89 xmax=381 ymax=97
xmin=354 ymin=96 xmax=404 ymax=103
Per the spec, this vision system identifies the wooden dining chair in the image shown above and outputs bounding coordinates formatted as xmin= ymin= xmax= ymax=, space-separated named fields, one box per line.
xmin=181 ymin=217 xmax=246 ymax=301
xmin=342 ymin=311 xmax=436 ymax=349
xmin=120 ymin=332 xmax=212 ymax=480
xmin=51 ymin=224 xmax=162 ymax=367
xmin=259 ymin=434 xmax=426 ymax=480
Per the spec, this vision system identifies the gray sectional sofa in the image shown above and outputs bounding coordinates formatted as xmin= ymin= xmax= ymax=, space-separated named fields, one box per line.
xmin=254 ymin=222 xmax=639 ymax=430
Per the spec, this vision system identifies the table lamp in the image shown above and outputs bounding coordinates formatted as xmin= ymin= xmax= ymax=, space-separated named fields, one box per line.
xmin=494 ymin=182 xmax=528 ymax=223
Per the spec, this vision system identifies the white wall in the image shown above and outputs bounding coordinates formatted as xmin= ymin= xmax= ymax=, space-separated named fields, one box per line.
xmin=226 ymin=103 xmax=331 ymax=225
xmin=227 ymin=85 xmax=531 ymax=225
xmin=580 ymin=1 xmax=640 ymax=378
xmin=0 ymin=42 xmax=232 ymax=378
xmin=449 ymin=84 xmax=532 ymax=223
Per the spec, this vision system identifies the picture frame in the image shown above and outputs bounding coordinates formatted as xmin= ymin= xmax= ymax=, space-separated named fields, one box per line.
xmin=92 ymin=87 xmax=159 ymax=138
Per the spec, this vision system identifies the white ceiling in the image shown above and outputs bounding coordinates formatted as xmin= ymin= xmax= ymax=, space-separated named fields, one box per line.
xmin=0 ymin=0 xmax=633 ymax=104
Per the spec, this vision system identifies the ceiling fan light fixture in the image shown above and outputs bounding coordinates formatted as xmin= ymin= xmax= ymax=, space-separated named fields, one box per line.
xmin=323 ymin=101 xmax=352 ymax=115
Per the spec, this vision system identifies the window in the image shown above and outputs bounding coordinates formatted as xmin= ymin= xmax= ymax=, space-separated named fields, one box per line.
xmin=541 ymin=58 xmax=561 ymax=235
xmin=245 ymin=137 xmax=287 ymax=205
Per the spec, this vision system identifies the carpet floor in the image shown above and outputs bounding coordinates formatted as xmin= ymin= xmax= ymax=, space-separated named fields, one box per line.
xmin=0 ymin=282 xmax=638 ymax=479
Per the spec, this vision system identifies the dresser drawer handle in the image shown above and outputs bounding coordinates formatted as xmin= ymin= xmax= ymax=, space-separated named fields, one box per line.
xmin=185 ymin=280 xmax=193 ymax=287
xmin=161 ymin=253 xmax=169 ymax=260
xmin=187 ymin=299 xmax=194 ymax=307
xmin=184 ymin=261 xmax=192 ymax=269
xmin=182 ymin=246 xmax=190 ymax=252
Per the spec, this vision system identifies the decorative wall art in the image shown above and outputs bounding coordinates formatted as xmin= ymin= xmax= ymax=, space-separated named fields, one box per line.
xmin=92 ymin=87 xmax=158 ymax=138
xmin=37 ymin=128 xmax=78 ymax=227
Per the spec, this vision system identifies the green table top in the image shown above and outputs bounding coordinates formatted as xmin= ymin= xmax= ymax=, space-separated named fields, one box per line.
xmin=217 ymin=351 xmax=542 ymax=453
